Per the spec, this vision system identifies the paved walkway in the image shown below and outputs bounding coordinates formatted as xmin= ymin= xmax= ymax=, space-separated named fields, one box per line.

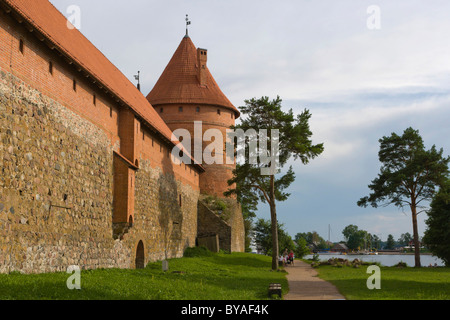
xmin=284 ymin=260 xmax=346 ymax=300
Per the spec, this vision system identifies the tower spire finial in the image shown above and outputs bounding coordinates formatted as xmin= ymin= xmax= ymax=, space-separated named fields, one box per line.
xmin=134 ymin=71 xmax=140 ymax=92
xmin=185 ymin=14 xmax=191 ymax=37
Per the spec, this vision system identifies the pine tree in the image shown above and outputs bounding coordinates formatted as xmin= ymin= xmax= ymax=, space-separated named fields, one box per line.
xmin=225 ymin=96 xmax=323 ymax=270
xmin=423 ymin=179 xmax=450 ymax=266
xmin=358 ymin=127 xmax=449 ymax=267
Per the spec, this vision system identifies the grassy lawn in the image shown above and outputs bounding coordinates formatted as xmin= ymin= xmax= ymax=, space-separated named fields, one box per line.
xmin=0 ymin=252 xmax=288 ymax=300
xmin=315 ymin=264 xmax=450 ymax=300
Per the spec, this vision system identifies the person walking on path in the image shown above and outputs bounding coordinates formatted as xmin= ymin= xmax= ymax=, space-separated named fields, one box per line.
xmin=288 ymin=251 xmax=295 ymax=266
xmin=284 ymin=260 xmax=345 ymax=300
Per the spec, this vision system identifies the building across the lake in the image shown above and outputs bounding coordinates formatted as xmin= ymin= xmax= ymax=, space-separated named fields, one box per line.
xmin=331 ymin=243 xmax=349 ymax=253
xmin=0 ymin=0 xmax=244 ymax=274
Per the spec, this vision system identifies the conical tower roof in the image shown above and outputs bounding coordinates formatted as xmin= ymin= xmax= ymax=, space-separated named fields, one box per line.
xmin=147 ymin=36 xmax=239 ymax=117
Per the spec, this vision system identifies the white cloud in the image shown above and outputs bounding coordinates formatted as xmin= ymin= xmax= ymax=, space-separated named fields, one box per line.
xmin=300 ymin=92 xmax=450 ymax=165
xmin=217 ymin=1 xmax=450 ymax=105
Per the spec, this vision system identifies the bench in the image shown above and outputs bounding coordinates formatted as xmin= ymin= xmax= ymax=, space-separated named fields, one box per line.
xmin=268 ymin=283 xmax=282 ymax=298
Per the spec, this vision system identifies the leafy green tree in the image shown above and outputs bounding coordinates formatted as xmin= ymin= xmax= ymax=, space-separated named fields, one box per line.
xmin=342 ymin=225 xmax=359 ymax=243
xmin=423 ymin=179 xmax=450 ymax=266
xmin=365 ymin=232 xmax=374 ymax=250
xmin=398 ymin=232 xmax=413 ymax=247
xmin=294 ymin=231 xmax=327 ymax=249
xmin=226 ymin=96 xmax=324 ymax=270
xmin=295 ymin=237 xmax=310 ymax=259
xmin=370 ymin=234 xmax=381 ymax=250
xmin=386 ymin=234 xmax=396 ymax=250
xmin=350 ymin=231 xmax=368 ymax=251
xmin=317 ymin=238 xmax=328 ymax=250
xmin=358 ymin=127 xmax=450 ymax=267
xmin=342 ymin=225 xmax=371 ymax=251
xmin=253 ymin=219 xmax=294 ymax=255
xmin=294 ymin=232 xmax=308 ymax=244
xmin=253 ymin=219 xmax=272 ymax=255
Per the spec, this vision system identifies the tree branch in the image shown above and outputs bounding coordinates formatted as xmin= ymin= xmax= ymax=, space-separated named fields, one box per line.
xmin=250 ymin=184 xmax=271 ymax=205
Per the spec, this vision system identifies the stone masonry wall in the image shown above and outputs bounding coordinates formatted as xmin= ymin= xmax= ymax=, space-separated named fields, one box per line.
xmin=197 ymin=201 xmax=232 ymax=252
xmin=0 ymin=70 xmax=130 ymax=274
xmin=0 ymin=69 xmax=200 ymax=273
xmin=0 ymin=6 xmax=240 ymax=273
xmin=130 ymin=159 xmax=199 ymax=263
xmin=197 ymin=197 xmax=245 ymax=253
xmin=225 ymin=200 xmax=245 ymax=253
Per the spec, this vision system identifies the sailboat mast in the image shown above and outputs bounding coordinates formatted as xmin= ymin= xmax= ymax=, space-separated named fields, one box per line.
xmin=328 ymin=224 xmax=331 ymax=249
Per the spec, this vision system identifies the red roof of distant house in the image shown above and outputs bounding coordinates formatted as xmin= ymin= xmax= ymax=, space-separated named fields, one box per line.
xmin=2 ymin=0 xmax=187 ymax=153
xmin=147 ymin=36 xmax=239 ymax=117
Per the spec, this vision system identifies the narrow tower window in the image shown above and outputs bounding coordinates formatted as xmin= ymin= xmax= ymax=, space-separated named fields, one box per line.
xmin=73 ymin=79 xmax=77 ymax=92
xmin=129 ymin=216 xmax=133 ymax=227
xmin=19 ymin=39 xmax=24 ymax=54
xmin=93 ymin=94 xmax=96 ymax=106
xmin=49 ymin=61 xmax=53 ymax=75
xmin=179 ymin=106 xmax=183 ymax=113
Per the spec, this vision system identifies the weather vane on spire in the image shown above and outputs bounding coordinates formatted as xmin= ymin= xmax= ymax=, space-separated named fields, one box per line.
xmin=134 ymin=71 xmax=141 ymax=92
xmin=185 ymin=14 xmax=191 ymax=37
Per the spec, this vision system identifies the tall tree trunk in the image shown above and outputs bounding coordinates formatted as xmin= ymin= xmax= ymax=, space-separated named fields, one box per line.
xmin=270 ymin=175 xmax=279 ymax=270
xmin=411 ymin=203 xmax=421 ymax=268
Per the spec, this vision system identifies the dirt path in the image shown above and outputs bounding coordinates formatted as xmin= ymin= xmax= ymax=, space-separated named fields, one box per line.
xmin=284 ymin=260 xmax=346 ymax=300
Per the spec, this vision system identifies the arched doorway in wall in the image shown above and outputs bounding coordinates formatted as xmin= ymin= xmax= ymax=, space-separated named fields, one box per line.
xmin=135 ymin=240 xmax=145 ymax=269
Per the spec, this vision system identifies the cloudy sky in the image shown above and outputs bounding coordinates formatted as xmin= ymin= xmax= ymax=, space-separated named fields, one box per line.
xmin=51 ymin=0 xmax=450 ymax=243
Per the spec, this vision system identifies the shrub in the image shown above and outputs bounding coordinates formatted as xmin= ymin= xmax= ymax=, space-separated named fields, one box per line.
xmin=394 ymin=261 xmax=408 ymax=268
xmin=202 ymin=196 xmax=231 ymax=221
xmin=183 ymin=246 xmax=214 ymax=258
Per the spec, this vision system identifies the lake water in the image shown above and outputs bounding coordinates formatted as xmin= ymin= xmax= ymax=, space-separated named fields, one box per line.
xmin=304 ymin=254 xmax=445 ymax=267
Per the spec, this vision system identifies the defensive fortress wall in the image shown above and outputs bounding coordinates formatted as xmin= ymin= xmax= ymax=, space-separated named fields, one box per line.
xmin=0 ymin=1 xmax=202 ymax=274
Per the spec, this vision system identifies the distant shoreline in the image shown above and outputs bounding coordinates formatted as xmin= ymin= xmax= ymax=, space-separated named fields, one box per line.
xmin=307 ymin=252 xmax=444 ymax=267
xmin=314 ymin=252 xmax=433 ymax=256
xmin=351 ymin=252 xmax=432 ymax=256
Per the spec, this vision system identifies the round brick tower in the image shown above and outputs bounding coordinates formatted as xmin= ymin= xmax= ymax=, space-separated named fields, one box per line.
xmin=147 ymin=35 xmax=240 ymax=198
